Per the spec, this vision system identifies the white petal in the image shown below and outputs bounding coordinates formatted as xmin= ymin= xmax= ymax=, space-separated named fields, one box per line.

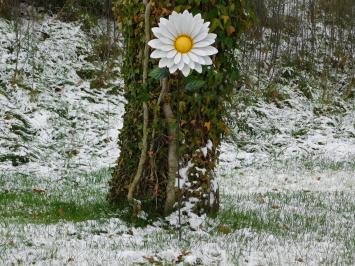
xmin=181 ymin=64 xmax=191 ymax=77
xmin=182 ymin=54 xmax=190 ymax=64
xmin=160 ymin=44 xmax=175 ymax=52
xmin=188 ymin=60 xmax=195 ymax=69
xmin=191 ymin=48 xmax=207 ymax=56
xmin=194 ymin=38 xmax=215 ymax=47
xmin=180 ymin=11 xmax=192 ymax=34
xmin=174 ymin=52 xmax=182 ymax=64
xmin=158 ymin=36 xmax=173 ymax=45
xmin=169 ymin=64 xmax=178 ymax=74
xmin=160 ymin=26 xmax=175 ymax=40
xmin=154 ymin=26 xmax=175 ymax=41
xmin=167 ymin=50 xmax=177 ymax=59
xmin=206 ymin=33 xmax=217 ymax=40
xmin=152 ymin=27 xmax=174 ymax=40
xmin=194 ymin=63 xmax=202 ymax=73
xmin=187 ymin=52 xmax=199 ymax=63
xmin=194 ymin=31 xmax=208 ymax=43
xmin=148 ymin=39 xmax=164 ymax=49
xmin=159 ymin=18 xmax=169 ymax=26
xmin=178 ymin=60 xmax=185 ymax=70
xmin=204 ymin=46 xmax=218 ymax=55
xmin=170 ymin=12 xmax=180 ymax=35
xmin=177 ymin=16 xmax=184 ymax=35
xmin=189 ymin=51 xmax=205 ymax=64
xmin=191 ymin=15 xmax=204 ymax=38
xmin=188 ymin=15 xmax=198 ymax=36
xmin=166 ymin=58 xmax=175 ymax=68
xmin=161 ymin=18 xmax=177 ymax=38
xmin=192 ymin=46 xmax=218 ymax=56
xmin=159 ymin=57 xmax=170 ymax=68
xmin=200 ymin=22 xmax=210 ymax=33
xmin=198 ymin=56 xmax=206 ymax=65
xmin=151 ymin=27 xmax=161 ymax=38
xmin=201 ymin=56 xmax=213 ymax=65
xmin=151 ymin=50 xmax=167 ymax=59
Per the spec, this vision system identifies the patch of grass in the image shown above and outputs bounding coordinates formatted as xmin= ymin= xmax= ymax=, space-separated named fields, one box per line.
xmin=265 ymin=155 xmax=355 ymax=172
xmin=0 ymin=169 xmax=117 ymax=224
xmin=216 ymin=191 xmax=355 ymax=243
xmin=291 ymin=128 xmax=308 ymax=138
xmin=293 ymin=156 xmax=355 ymax=171
xmin=0 ymin=191 xmax=111 ymax=223
xmin=0 ymin=169 xmax=154 ymax=226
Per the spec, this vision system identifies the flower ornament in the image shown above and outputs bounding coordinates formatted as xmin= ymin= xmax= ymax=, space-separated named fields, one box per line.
xmin=148 ymin=10 xmax=218 ymax=77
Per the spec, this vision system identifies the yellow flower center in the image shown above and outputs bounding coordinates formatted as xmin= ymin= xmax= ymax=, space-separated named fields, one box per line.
xmin=175 ymin=35 xmax=193 ymax=54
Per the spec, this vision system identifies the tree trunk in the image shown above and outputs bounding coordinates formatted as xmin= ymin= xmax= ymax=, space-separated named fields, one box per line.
xmin=108 ymin=0 xmax=248 ymax=217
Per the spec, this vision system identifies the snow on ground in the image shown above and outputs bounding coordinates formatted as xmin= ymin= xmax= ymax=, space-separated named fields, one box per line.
xmin=0 ymin=8 xmax=354 ymax=266
xmin=0 ymin=12 xmax=124 ymax=179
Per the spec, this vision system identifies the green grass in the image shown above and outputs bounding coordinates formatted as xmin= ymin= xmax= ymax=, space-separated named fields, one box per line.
xmin=0 ymin=169 xmax=116 ymax=224
xmin=216 ymin=192 xmax=355 ymax=239
xmin=0 ymin=191 xmax=110 ymax=223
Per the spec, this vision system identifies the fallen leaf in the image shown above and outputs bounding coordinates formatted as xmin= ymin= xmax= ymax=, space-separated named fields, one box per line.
xmin=58 ymin=207 xmax=65 ymax=217
xmin=296 ymin=257 xmax=304 ymax=262
xmin=218 ymin=224 xmax=231 ymax=234
xmin=176 ymin=250 xmax=191 ymax=263
xmin=257 ymin=196 xmax=265 ymax=204
xmin=33 ymin=188 xmax=45 ymax=194
xmin=227 ymin=26 xmax=236 ymax=36
xmin=143 ymin=256 xmax=154 ymax=263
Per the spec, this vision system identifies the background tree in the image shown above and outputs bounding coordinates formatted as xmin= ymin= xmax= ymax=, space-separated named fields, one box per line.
xmin=108 ymin=0 xmax=252 ymax=217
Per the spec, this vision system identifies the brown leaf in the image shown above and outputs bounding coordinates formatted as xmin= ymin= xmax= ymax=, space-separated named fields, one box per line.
xmin=271 ymin=205 xmax=280 ymax=209
xmin=176 ymin=250 xmax=191 ymax=263
xmin=257 ymin=196 xmax=265 ymax=204
xmin=296 ymin=257 xmax=304 ymax=262
xmin=227 ymin=26 xmax=236 ymax=36
xmin=204 ymin=121 xmax=211 ymax=131
xmin=143 ymin=256 xmax=154 ymax=263
xmin=58 ymin=207 xmax=65 ymax=217
xmin=218 ymin=224 xmax=231 ymax=234
xmin=33 ymin=188 xmax=45 ymax=194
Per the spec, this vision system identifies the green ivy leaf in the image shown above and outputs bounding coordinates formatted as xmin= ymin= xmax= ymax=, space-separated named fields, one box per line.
xmin=186 ymin=80 xmax=206 ymax=92
xmin=149 ymin=67 xmax=169 ymax=80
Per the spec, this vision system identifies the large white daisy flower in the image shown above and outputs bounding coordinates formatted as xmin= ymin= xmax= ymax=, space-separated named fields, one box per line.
xmin=148 ymin=10 xmax=218 ymax=77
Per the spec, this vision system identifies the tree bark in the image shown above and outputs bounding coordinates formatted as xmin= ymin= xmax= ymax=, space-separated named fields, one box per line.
xmin=161 ymin=79 xmax=177 ymax=215
xmin=108 ymin=0 xmax=247 ymax=218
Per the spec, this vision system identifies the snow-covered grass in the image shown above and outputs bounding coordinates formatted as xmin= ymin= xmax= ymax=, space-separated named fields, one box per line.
xmin=1 ymin=163 xmax=354 ymax=265
xmin=0 ymin=10 xmax=124 ymax=179
xmin=1 ymin=6 xmax=354 ymax=266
